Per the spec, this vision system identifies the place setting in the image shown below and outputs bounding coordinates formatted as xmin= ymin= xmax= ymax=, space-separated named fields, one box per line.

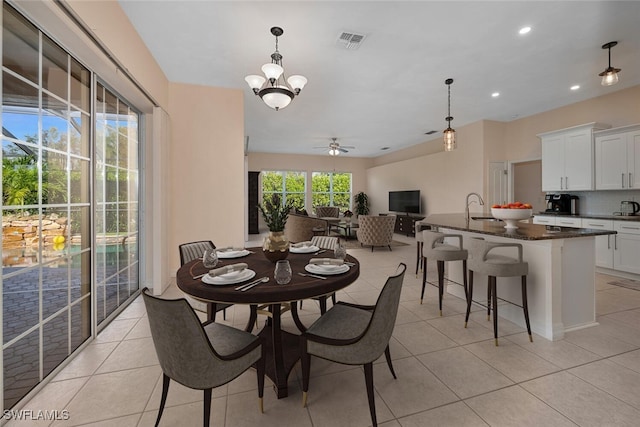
xmin=216 ymin=246 xmax=253 ymax=259
xmin=201 ymin=262 xmax=257 ymax=286
xmin=289 ymin=241 xmax=320 ymax=254
xmin=301 ymin=257 xmax=351 ymax=278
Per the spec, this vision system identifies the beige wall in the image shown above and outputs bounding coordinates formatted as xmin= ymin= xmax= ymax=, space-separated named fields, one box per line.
xmin=168 ymin=83 xmax=245 ymax=271
xmin=367 ymin=121 xmax=485 ymax=216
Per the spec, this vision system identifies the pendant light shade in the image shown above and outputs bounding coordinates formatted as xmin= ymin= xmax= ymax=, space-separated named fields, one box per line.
xmin=443 ymin=78 xmax=456 ymax=151
xmin=245 ymin=27 xmax=307 ymax=110
xmin=599 ymin=41 xmax=621 ymax=87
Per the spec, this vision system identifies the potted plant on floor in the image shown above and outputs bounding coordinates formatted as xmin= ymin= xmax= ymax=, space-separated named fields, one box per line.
xmin=354 ymin=191 xmax=369 ymax=217
xmin=258 ymin=194 xmax=293 ymax=262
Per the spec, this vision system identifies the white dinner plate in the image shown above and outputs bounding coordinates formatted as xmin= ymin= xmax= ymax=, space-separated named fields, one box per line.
xmin=290 ymin=245 xmax=320 ymax=254
xmin=202 ymin=269 xmax=256 ymax=285
xmin=217 ymin=249 xmax=251 ymax=259
xmin=305 ymin=264 xmax=349 ymax=275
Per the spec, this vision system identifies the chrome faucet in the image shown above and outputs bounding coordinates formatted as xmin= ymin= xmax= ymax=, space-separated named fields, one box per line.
xmin=465 ymin=192 xmax=485 ymax=221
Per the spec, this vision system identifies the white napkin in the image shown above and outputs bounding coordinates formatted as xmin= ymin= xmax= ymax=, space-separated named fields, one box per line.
xmin=309 ymin=258 xmax=344 ymax=266
xmin=208 ymin=263 xmax=248 ymax=277
xmin=291 ymin=241 xmax=312 ymax=248
xmin=216 ymin=246 xmax=243 ymax=252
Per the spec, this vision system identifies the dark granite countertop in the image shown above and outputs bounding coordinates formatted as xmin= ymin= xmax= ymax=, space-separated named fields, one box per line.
xmin=535 ymin=212 xmax=640 ymax=222
xmin=422 ymin=213 xmax=616 ymax=241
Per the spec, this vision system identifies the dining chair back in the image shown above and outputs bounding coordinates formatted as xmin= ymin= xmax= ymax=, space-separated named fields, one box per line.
xmin=178 ymin=240 xmax=231 ymax=321
xmin=301 ymin=263 xmax=407 ymax=427
xmin=310 ymin=235 xmax=338 ymax=251
xmin=315 ymin=206 xmax=340 ymax=218
xmin=142 ymin=288 xmax=265 ymax=427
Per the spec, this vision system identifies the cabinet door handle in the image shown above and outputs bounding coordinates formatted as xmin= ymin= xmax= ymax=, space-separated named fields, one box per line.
xmin=622 ymin=173 xmax=625 ymax=188
xmin=615 ymin=234 xmax=618 ymax=250
xmin=565 ymin=176 xmax=568 ymax=189
xmin=560 ymin=177 xmax=563 ymax=189
xmin=608 ymin=235 xmax=611 ymax=249
xmin=620 ymin=226 xmax=640 ymax=231
xmin=630 ymin=173 xmax=633 ymax=188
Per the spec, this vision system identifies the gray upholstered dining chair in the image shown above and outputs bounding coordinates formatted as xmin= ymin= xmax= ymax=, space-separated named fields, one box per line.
xmin=301 ymin=263 xmax=407 ymax=427
xmin=142 ymin=288 xmax=265 ymax=427
xmin=178 ymin=240 xmax=231 ymax=321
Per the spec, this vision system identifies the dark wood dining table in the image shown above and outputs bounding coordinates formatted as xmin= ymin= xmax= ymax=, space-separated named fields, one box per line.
xmin=176 ymin=247 xmax=360 ymax=398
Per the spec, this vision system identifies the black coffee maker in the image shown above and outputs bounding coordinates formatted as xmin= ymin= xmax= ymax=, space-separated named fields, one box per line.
xmin=545 ymin=194 xmax=575 ymax=214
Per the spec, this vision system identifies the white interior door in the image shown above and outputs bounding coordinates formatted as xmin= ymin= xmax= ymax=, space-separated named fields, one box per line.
xmin=489 ymin=161 xmax=508 ymax=206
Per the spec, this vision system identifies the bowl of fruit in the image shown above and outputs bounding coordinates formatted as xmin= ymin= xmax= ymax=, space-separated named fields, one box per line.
xmin=491 ymin=202 xmax=533 ymax=229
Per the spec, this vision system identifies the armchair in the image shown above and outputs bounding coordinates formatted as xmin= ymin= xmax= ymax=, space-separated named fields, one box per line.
xmin=356 ymin=215 xmax=396 ymax=251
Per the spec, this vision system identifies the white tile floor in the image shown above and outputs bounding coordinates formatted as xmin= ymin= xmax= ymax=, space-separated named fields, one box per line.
xmin=11 ymin=234 xmax=640 ymax=426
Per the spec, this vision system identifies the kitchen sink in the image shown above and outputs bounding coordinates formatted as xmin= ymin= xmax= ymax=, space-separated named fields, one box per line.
xmin=471 ymin=216 xmax=501 ymax=222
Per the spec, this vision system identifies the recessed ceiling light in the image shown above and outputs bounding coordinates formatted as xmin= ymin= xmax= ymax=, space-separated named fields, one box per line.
xmin=570 ymin=85 xmax=580 ymax=91
xmin=519 ymin=26 xmax=532 ymax=35
xmin=491 ymin=92 xmax=500 ymax=98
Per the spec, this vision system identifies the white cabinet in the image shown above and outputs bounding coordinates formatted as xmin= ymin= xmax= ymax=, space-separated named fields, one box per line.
xmin=614 ymin=221 xmax=640 ymax=274
xmin=539 ymin=122 xmax=610 ymax=192
xmin=595 ymin=124 xmax=640 ymax=190
xmin=581 ymin=219 xmax=614 ymax=268
xmin=555 ymin=217 xmax=582 ymax=228
xmin=533 ymin=215 xmax=556 ymax=225
xmin=533 ymin=215 xmax=582 ymax=227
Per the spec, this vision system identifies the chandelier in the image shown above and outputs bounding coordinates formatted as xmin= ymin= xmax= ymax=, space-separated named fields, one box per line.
xmin=598 ymin=41 xmax=621 ymax=86
xmin=443 ymin=78 xmax=456 ymax=151
xmin=245 ymin=27 xmax=307 ymax=111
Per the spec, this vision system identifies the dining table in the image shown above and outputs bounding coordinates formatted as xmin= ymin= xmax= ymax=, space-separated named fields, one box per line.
xmin=176 ymin=247 xmax=360 ymax=398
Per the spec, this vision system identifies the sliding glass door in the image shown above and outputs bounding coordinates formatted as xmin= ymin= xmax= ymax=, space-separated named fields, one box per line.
xmin=1 ymin=2 xmax=140 ymax=410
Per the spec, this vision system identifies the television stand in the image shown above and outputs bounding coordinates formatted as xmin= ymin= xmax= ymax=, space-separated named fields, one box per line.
xmin=393 ymin=214 xmax=425 ymax=237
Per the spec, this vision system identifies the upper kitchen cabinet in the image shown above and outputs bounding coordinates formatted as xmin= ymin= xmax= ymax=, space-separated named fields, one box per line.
xmin=538 ymin=123 xmax=610 ymax=192
xmin=594 ymin=124 xmax=640 ymax=190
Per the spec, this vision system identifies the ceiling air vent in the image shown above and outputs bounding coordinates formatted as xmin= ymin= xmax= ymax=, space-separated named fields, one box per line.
xmin=337 ymin=31 xmax=366 ymax=50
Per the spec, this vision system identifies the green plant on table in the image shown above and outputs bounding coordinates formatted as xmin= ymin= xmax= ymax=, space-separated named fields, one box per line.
xmin=258 ymin=194 xmax=293 ymax=232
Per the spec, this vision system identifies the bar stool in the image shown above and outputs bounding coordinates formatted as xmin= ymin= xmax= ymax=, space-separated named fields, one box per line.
xmin=415 ymin=220 xmax=429 ymax=276
xmin=464 ymin=237 xmax=532 ymax=346
xmin=421 ymin=231 xmax=468 ymax=316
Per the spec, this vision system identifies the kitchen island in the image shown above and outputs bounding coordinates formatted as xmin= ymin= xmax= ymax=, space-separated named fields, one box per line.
xmin=421 ymin=213 xmax=616 ymax=341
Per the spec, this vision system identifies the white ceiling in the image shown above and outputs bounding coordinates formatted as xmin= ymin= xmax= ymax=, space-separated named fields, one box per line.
xmin=118 ymin=1 xmax=640 ymax=158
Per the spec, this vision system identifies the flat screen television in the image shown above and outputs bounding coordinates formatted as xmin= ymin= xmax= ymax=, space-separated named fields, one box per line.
xmin=389 ymin=190 xmax=420 ymax=214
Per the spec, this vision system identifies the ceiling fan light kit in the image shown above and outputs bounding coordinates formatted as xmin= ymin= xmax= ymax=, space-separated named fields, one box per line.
xmin=599 ymin=41 xmax=621 ymax=86
xmin=245 ymin=27 xmax=307 ymax=111
xmin=443 ymin=78 xmax=456 ymax=152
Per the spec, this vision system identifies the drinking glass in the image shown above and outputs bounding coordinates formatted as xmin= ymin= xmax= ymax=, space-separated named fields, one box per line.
xmin=274 ymin=260 xmax=292 ymax=284
xmin=334 ymin=241 xmax=347 ymax=260
xmin=202 ymin=248 xmax=218 ymax=269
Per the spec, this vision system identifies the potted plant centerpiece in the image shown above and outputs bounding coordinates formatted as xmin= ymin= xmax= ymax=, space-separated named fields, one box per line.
xmin=258 ymin=194 xmax=293 ymax=262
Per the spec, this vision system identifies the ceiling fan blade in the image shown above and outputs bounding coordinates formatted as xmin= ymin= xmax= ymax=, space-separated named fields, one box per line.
xmin=339 ymin=147 xmax=349 ymax=153
xmin=341 ymin=145 xmax=356 ymax=149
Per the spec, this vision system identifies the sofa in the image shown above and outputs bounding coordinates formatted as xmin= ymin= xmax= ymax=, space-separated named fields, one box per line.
xmin=284 ymin=213 xmax=328 ymax=243
xmin=356 ymin=215 xmax=396 ymax=251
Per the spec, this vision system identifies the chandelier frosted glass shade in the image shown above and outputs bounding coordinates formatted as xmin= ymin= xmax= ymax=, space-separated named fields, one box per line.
xmin=260 ymin=86 xmax=294 ymax=110
xmin=245 ymin=27 xmax=307 ymax=111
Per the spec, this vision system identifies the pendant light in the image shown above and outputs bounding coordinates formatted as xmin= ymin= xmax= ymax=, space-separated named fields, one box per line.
xmin=245 ymin=27 xmax=307 ymax=110
xmin=443 ymin=78 xmax=456 ymax=151
xmin=599 ymin=41 xmax=621 ymax=86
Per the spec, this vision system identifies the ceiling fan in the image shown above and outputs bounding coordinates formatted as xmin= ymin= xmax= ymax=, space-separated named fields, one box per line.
xmin=313 ymin=138 xmax=355 ymax=156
